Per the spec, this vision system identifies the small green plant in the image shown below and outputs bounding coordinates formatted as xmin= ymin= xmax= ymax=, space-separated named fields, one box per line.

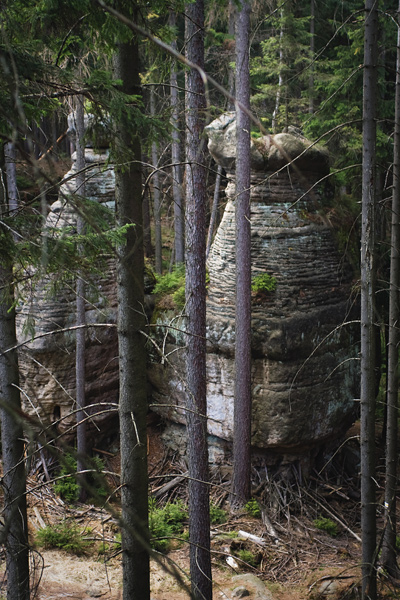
xmin=36 ymin=520 xmax=90 ymax=555
xmin=236 ymin=549 xmax=257 ymax=567
xmin=149 ymin=498 xmax=188 ymax=553
xmin=53 ymin=454 xmax=79 ymax=503
xmin=251 ymin=273 xmax=277 ymax=294
xmin=209 ymin=502 xmax=227 ymax=525
xmin=153 ymin=264 xmax=186 ymax=309
xmin=313 ymin=517 xmax=338 ymax=537
xmin=245 ymin=499 xmax=261 ymax=519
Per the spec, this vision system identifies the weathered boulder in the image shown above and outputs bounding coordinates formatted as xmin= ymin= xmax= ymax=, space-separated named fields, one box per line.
xmin=149 ymin=114 xmax=359 ymax=457
xmin=16 ymin=147 xmax=119 ymax=436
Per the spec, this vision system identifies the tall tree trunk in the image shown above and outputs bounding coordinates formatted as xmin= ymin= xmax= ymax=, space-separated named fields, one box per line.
xmin=308 ymin=0 xmax=315 ymax=114
xmin=185 ymin=1 xmax=212 ymax=598
xmin=360 ymin=1 xmax=378 ymax=598
xmin=0 ymin=152 xmax=30 ymax=600
xmin=170 ymin=11 xmax=184 ymax=265
xmin=381 ymin=0 xmax=400 ymax=578
xmin=113 ymin=35 xmax=150 ymax=600
xmin=206 ymin=163 xmax=222 ymax=260
xmin=272 ymin=10 xmax=284 ymax=133
xmin=230 ymin=0 xmax=252 ymax=510
xmin=4 ymin=142 xmax=18 ymax=214
xmin=151 ymin=87 xmax=162 ymax=274
xmin=227 ymin=0 xmax=236 ymax=110
xmin=75 ymin=96 xmax=87 ymax=503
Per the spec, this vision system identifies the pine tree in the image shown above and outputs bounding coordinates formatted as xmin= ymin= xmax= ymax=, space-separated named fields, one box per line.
xmin=185 ymin=0 xmax=212 ymax=596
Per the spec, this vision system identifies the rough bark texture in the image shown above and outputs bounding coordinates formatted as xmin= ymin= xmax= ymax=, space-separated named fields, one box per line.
xmin=113 ymin=36 xmax=150 ymax=600
xmin=150 ymin=88 xmax=162 ymax=275
xmin=381 ymin=0 xmax=400 ymax=580
xmin=149 ymin=117 xmax=359 ymax=462
xmin=75 ymin=96 xmax=88 ymax=502
xmin=231 ymin=0 xmax=252 ymax=508
xmin=360 ymin=1 xmax=378 ymax=598
xmin=185 ymin=1 xmax=212 ymax=597
xmin=170 ymin=10 xmax=184 ymax=265
xmin=0 ymin=174 xmax=30 ymax=600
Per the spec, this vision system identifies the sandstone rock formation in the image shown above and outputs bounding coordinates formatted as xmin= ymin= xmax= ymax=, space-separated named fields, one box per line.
xmin=149 ymin=113 xmax=359 ymax=458
xmin=16 ymin=141 xmax=119 ymax=437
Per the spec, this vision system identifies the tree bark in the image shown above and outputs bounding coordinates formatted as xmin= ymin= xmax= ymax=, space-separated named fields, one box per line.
xmin=230 ymin=0 xmax=252 ymax=510
xmin=206 ymin=163 xmax=222 ymax=260
xmin=150 ymin=87 xmax=162 ymax=274
xmin=75 ymin=96 xmax=87 ymax=503
xmin=0 ymin=152 xmax=30 ymax=600
xmin=170 ymin=10 xmax=184 ymax=265
xmin=360 ymin=1 xmax=378 ymax=598
xmin=185 ymin=1 xmax=212 ymax=597
xmin=113 ymin=34 xmax=150 ymax=600
xmin=381 ymin=0 xmax=400 ymax=578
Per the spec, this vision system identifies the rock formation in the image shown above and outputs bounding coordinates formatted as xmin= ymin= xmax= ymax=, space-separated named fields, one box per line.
xmin=149 ymin=113 xmax=359 ymax=460
xmin=16 ymin=134 xmax=119 ymax=438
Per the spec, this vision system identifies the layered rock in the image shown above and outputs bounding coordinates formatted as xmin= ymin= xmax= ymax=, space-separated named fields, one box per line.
xmin=16 ymin=145 xmax=119 ymax=435
xmin=149 ymin=114 xmax=359 ymax=456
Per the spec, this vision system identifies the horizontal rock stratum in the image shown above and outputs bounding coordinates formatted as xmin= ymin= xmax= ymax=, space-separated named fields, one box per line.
xmin=150 ymin=114 xmax=359 ymax=456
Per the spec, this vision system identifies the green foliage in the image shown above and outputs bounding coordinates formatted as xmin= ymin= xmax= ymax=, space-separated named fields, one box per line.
xmin=236 ymin=549 xmax=257 ymax=567
xmin=53 ymin=453 xmax=109 ymax=505
xmin=54 ymin=454 xmax=79 ymax=504
xmin=313 ymin=517 xmax=338 ymax=537
xmin=153 ymin=264 xmax=186 ymax=310
xmin=149 ymin=498 xmax=188 ymax=553
xmin=209 ymin=502 xmax=227 ymax=525
xmin=251 ymin=273 xmax=277 ymax=294
xmin=245 ymin=499 xmax=261 ymax=519
xmin=36 ymin=520 xmax=90 ymax=555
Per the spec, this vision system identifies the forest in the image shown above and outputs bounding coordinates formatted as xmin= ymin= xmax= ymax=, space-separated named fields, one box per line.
xmin=0 ymin=1 xmax=399 ymax=600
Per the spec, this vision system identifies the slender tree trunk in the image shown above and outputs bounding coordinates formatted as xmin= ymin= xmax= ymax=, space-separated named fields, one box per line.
xmin=75 ymin=96 xmax=87 ymax=503
xmin=4 ymin=142 xmax=18 ymax=213
xmin=151 ymin=87 xmax=162 ymax=274
xmin=206 ymin=164 xmax=222 ymax=260
xmin=185 ymin=1 xmax=212 ymax=597
xmin=272 ymin=10 xmax=284 ymax=133
xmin=170 ymin=11 xmax=184 ymax=265
xmin=230 ymin=0 xmax=252 ymax=510
xmin=309 ymin=0 xmax=315 ymax=114
xmin=381 ymin=0 xmax=400 ymax=578
xmin=227 ymin=0 xmax=236 ymax=110
xmin=113 ymin=35 xmax=150 ymax=600
xmin=360 ymin=1 xmax=378 ymax=598
xmin=0 ymin=152 xmax=30 ymax=600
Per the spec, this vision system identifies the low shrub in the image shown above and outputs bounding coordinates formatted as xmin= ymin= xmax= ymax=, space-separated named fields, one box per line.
xmin=149 ymin=498 xmax=188 ymax=553
xmin=36 ymin=520 xmax=90 ymax=555
xmin=245 ymin=499 xmax=261 ymax=519
xmin=313 ymin=517 xmax=338 ymax=537
xmin=251 ymin=273 xmax=277 ymax=294
xmin=209 ymin=502 xmax=227 ymax=525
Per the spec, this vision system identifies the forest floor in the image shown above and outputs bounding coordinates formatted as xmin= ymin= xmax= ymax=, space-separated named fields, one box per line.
xmin=2 ymin=421 xmax=399 ymax=600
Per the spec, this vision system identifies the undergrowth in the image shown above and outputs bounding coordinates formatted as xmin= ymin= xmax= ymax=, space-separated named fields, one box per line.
xmin=36 ymin=520 xmax=90 ymax=555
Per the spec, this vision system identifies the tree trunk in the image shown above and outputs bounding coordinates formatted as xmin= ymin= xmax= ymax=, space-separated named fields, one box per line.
xmin=185 ymin=1 xmax=212 ymax=597
xmin=75 ymin=96 xmax=87 ymax=503
xmin=230 ymin=0 xmax=252 ymax=510
xmin=308 ymin=0 xmax=315 ymax=114
xmin=360 ymin=1 xmax=378 ymax=598
xmin=381 ymin=0 xmax=400 ymax=578
xmin=150 ymin=87 xmax=162 ymax=274
xmin=0 ymin=152 xmax=30 ymax=600
xmin=272 ymin=10 xmax=284 ymax=133
xmin=113 ymin=35 xmax=150 ymax=600
xmin=206 ymin=163 xmax=222 ymax=260
xmin=170 ymin=10 xmax=184 ymax=265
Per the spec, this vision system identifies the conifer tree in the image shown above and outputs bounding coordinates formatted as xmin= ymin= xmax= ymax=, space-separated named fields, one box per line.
xmin=184 ymin=0 xmax=212 ymax=596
